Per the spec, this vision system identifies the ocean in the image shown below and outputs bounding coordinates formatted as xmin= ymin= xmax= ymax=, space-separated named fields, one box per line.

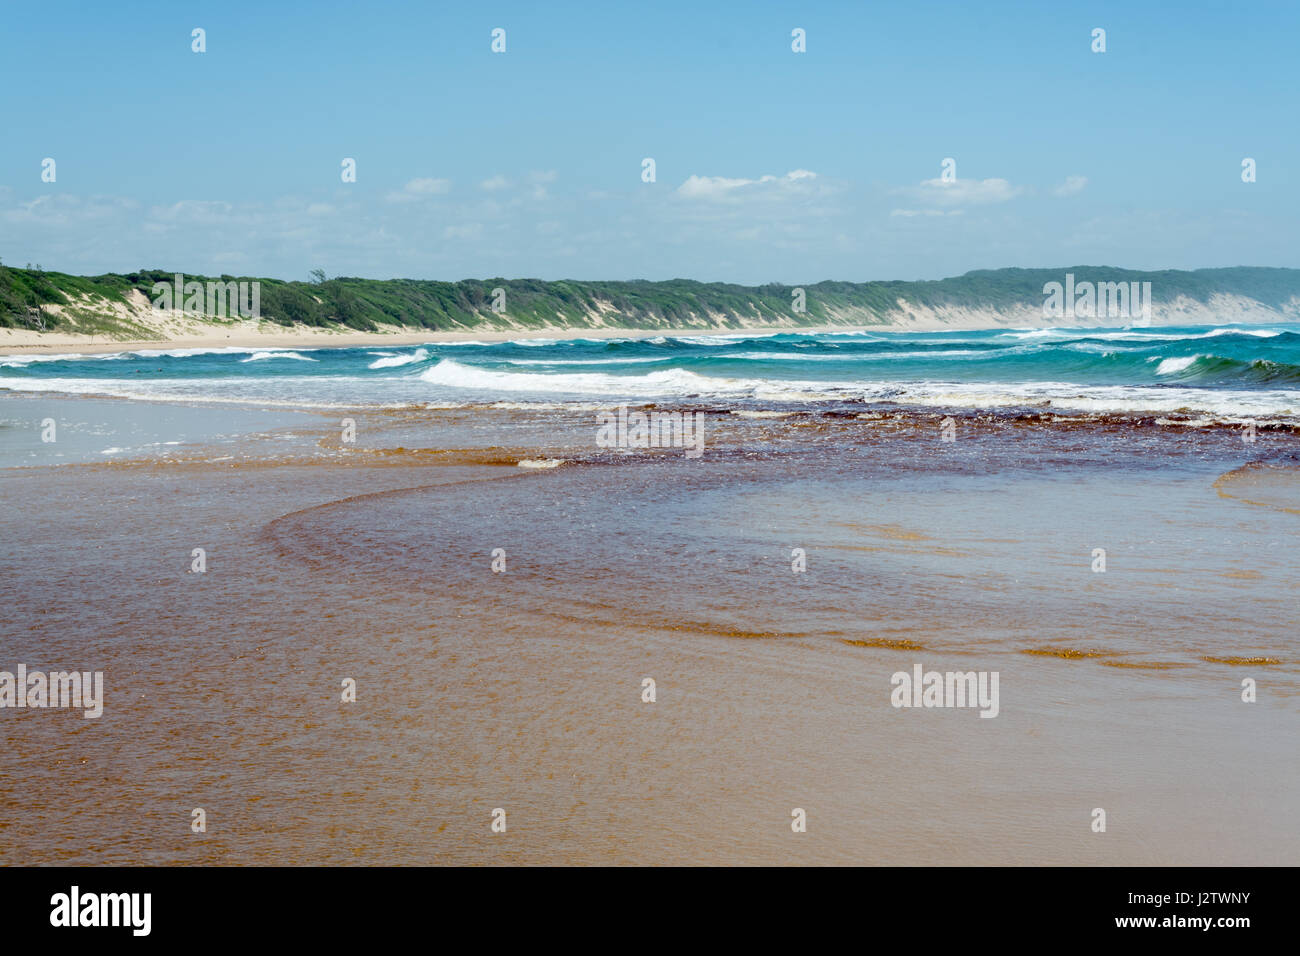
xmin=3 ymin=324 xmax=1300 ymax=420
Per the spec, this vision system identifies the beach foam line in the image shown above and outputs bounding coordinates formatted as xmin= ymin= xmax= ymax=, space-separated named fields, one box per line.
xmin=240 ymin=350 xmax=318 ymax=363
xmin=0 ymin=376 xmax=410 ymax=409
xmin=0 ymin=344 xmax=327 ymax=366
xmin=1 ymin=351 xmax=130 ymax=366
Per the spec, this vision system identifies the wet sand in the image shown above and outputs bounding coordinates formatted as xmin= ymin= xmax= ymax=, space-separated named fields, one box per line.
xmin=1 ymin=395 xmax=1297 ymax=864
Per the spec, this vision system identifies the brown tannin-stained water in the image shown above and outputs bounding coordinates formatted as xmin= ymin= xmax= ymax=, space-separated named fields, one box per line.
xmin=1 ymin=395 xmax=1297 ymax=864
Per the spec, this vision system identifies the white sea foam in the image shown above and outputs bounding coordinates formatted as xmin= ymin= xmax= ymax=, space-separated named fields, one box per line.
xmin=1 ymin=352 xmax=128 ymax=366
xmin=7 ymin=366 xmax=1295 ymax=418
xmin=1004 ymin=326 xmax=1286 ymax=344
xmin=131 ymin=346 xmax=320 ymax=359
xmin=487 ymin=401 xmax=612 ymax=411
xmin=728 ymin=349 xmax=991 ymax=361
xmin=668 ymin=332 xmax=784 ymax=344
xmin=865 ymin=381 xmax=1298 ymax=418
xmin=1155 ymin=355 xmax=1202 ymax=375
xmin=0 ymin=375 xmax=395 ymax=409
xmin=418 ymin=358 xmax=759 ymax=396
xmin=368 ymin=348 xmax=429 ymax=369
xmin=1202 ymin=327 xmax=1283 ymax=338
xmin=240 ymin=350 xmax=317 ymax=363
xmin=502 ymin=356 xmax=672 ymax=366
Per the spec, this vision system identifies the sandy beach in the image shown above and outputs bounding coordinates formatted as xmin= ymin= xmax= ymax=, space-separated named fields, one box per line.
xmin=5 ymin=290 xmax=1291 ymax=358
xmin=0 ymin=321 xmax=889 ymax=357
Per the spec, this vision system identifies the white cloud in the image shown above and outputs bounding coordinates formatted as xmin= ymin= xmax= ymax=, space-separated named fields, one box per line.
xmin=406 ymin=178 xmax=451 ymax=194
xmin=149 ymin=199 xmax=234 ymax=221
xmin=526 ymin=170 xmax=557 ymax=200
xmin=477 ymin=171 xmax=555 ymax=198
xmin=910 ymin=177 xmax=1022 ymax=207
xmin=386 ymin=178 xmax=451 ymax=202
xmin=677 ymin=169 xmax=819 ymax=201
xmin=3 ymin=194 xmax=137 ymax=228
xmin=1053 ymin=175 xmax=1088 ymax=197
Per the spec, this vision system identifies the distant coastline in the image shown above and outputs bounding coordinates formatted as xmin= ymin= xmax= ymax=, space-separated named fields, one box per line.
xmin=2 ymin=264 xmax=1298 ymax=354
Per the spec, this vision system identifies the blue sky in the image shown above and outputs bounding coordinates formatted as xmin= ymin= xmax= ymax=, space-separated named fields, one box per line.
xmin=2 ymin=0 xmax=1297 ymax=283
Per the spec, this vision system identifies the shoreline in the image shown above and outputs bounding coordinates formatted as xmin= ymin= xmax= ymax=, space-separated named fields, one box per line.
xmin=5 ymin=302 xmax=1296 ymax=357
xmin=6 ymin=314 xmax=1286 ymax=357
xmin=0 ymin=322 xmax=894 ymax=357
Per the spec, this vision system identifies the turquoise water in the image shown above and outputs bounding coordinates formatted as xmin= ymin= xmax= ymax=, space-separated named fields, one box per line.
xmin=3 ymin=324 xmax=1299 ymax=418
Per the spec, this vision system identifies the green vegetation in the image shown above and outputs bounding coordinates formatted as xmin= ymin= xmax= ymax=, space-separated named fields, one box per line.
xmin=2 ymin=263 xmax=1298 ymax=336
